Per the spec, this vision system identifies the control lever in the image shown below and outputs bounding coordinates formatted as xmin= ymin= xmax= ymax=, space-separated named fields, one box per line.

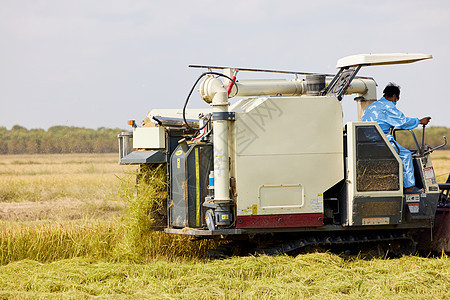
xmin=423 ymin=136 xmax=447 ymax=156
xmin=421 ymin=124 xmax=426 ymax=155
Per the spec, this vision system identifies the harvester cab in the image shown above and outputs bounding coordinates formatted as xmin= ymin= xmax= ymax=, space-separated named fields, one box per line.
xmin=118 ymin=53 xmax=449 ymax=256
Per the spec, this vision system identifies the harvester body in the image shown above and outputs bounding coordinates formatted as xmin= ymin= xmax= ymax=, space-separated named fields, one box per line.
xmin=118 ymin=53 xmax=449 ymax=255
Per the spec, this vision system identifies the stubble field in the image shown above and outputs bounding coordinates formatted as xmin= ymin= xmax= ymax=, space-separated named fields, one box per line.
xmin=0 ymin=152 xmax=449 ymax=299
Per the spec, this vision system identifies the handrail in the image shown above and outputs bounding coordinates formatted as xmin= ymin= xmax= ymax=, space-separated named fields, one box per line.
xmin=392 ymin=128 xmax=421 ymax=155
xmin=392 ymin=127 xmax=447 ymax=156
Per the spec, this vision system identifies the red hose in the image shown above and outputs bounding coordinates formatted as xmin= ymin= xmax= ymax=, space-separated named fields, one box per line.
xmin=227 ymin=69 xmax=239 ymax=96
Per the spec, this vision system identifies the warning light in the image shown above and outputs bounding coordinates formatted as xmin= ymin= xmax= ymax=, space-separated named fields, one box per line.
xmin=128 ymin=120 xmax=136 ymax=128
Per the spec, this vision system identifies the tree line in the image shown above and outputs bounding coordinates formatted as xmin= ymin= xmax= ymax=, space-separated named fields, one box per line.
xmin=0 ymin=124 xmax=448 ymax=155
xmin=0 ymin=125 xmax=125 ymax=154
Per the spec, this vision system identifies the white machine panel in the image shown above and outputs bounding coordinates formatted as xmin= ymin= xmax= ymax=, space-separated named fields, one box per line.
xmin=133 ymin=127 xmax=165 ymax=149
xmin=258 ymin=184 xmax=304 ymax=212
xmin=229 ymin=96 xmax=345 ymax=216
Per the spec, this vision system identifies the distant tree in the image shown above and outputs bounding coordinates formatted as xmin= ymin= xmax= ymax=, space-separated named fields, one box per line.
xmin=8 ymin=138 xmax=27 ymax=154
xmin=0 ymin=125 xmax=125 ymax=154
xmin=11 ymin=125 xmax=27 ymax=131
xmin=0 ymin=141 xmax=7 ymax=154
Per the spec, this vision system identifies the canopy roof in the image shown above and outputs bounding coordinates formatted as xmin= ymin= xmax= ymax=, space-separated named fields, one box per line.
xmin=336 ymin=53 xmax=432 ymax=68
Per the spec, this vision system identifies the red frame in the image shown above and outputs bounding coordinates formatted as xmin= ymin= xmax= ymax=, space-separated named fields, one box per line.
xmin=236 ymin=213 xmax=323 ymax=229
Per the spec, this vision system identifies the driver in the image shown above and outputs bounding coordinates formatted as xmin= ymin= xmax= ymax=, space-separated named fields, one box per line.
xmin=361 ymin=82 xmax=431 ymax=193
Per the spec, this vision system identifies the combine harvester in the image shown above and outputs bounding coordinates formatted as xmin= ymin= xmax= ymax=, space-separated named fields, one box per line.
xmin=119 ymin=53 xmax=449 ymax=257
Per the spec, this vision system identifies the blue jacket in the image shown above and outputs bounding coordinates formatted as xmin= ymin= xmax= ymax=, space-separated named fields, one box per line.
xmin=361 ymin=97 xmax=419 ymax=141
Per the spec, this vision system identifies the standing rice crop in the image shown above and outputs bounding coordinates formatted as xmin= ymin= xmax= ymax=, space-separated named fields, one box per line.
xmin=0 ymin=220 xmax=118 ymax=265
xmin=115 ymin=163 xmax=214 ymax=262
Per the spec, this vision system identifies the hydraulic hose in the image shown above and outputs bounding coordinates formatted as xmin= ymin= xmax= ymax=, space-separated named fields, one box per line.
xmin=182 ymin=72 xmax=238 ymax=131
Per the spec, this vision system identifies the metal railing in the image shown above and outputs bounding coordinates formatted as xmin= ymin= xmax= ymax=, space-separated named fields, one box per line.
xmin=118 ymin=132 xmax=133 ymax=160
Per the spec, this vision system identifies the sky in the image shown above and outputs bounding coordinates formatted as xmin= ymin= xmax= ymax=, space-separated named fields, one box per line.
xmin=1 ymin=0 xmax=449 ymax=130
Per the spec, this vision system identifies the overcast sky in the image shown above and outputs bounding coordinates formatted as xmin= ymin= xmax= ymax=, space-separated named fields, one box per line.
xmin=1 ymin=0 xmax=449 ymax=130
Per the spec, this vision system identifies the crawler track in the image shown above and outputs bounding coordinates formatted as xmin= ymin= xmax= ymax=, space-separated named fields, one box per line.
xmin=205 ymin=232 xmax=416 ymax=259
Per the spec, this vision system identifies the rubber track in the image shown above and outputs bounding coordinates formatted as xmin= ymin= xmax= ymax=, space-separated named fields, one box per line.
xmin=257 ymin=232 xmax=416 ymax=256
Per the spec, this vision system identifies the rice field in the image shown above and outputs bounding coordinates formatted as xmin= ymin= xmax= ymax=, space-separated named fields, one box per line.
xmin=1 ymin=254 xmax=449 ymax=299
xmin=431 ymin=150 xmax=450 ymax=182
xmin=0 ymin=152 xmax=449 ymax=298
xmin=0 ymin=154 xmax=128 ymax=204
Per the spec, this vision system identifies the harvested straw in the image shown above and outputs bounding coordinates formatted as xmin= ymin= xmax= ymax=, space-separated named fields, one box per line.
xmin=357 ymin=159 xmax=399 ymax=191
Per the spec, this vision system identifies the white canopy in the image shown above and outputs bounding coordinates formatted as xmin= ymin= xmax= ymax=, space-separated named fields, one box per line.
xmin=336 ymin=53 xmax=432 ymax=68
